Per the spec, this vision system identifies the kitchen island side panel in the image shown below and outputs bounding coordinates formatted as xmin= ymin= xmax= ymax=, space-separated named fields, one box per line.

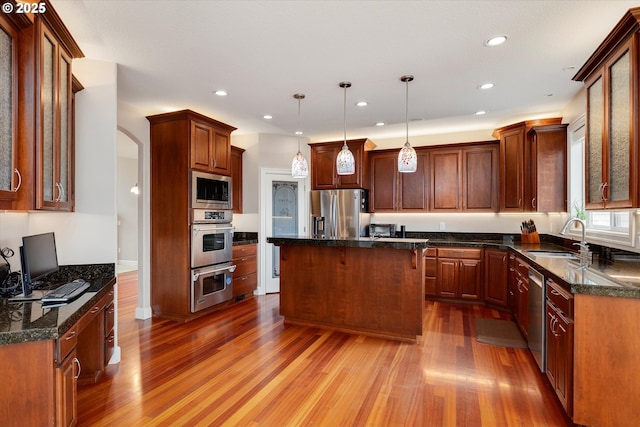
xmin=278 ymin=244 xmax=425 ymax=341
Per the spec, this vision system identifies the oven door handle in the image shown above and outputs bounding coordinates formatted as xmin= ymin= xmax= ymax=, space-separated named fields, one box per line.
xmin=192 ymin=225 xmax=234 ymax=234
xmin=192 ymin=264 xmax=237 ymax=281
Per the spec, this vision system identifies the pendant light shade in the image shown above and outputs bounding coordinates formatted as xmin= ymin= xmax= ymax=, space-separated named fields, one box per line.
xmin=291 ymin=93 xmax=309 ymax=178
xmin=336 ymin=81 xmax=355 ymax=175
xmin=398 ymin=75 xmax=417 ymax=173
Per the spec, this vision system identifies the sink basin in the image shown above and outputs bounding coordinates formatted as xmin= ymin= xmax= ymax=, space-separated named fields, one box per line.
xmin=525 ymin=250 xmax=578 ymax=259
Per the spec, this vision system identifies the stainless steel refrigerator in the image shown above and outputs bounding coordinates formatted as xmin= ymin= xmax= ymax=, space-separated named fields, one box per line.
xmin=310 ymin=189 xmax=370 ymax=238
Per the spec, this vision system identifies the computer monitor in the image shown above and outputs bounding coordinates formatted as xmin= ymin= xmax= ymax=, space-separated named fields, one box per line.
xmin=20 ymin=232 xmax=59 ymax=296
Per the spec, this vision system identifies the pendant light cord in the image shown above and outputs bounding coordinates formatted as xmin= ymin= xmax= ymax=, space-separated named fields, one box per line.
xmin=405 ymin=79 xmax=409 ymax=143
xmin=343 ymin=84 xmax=347 ymax=147
xmin=297 ymin=96 xmax=301 ymax=152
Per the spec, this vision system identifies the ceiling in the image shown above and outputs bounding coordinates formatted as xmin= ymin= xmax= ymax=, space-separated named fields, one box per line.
xmin=51 ymin=0 xmax=639 ymax=143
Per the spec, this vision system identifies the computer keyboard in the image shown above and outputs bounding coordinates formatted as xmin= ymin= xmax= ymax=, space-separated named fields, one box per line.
xmin=41 ymin=279 xmax=90 ymax=303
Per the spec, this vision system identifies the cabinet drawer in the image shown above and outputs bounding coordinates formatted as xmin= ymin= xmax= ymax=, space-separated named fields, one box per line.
xmin=233 ymin=255 xmax=257 ymax=276
xmin=104 ymin=302 xmax=115 ymax=337
xmin=547 ymin=279 xmax=573 ymax=318
xmin=424 ymin=247 xmax=437 ymax=257
xmin=437 ymin=248 xmax=482 ymax=259
xmin=232 ymin=244 xmax=257 ymax=258
xmin=514 ymin=257 xmax=529 ymax=278
xmin=56 ymin=325 xmax=78 ymax=363
xmin=233 ymin=272 xmax=257 ymax=296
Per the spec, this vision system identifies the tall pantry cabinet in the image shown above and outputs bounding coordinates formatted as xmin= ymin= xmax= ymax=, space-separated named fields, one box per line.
xmin=147 ymin=109 xmax=236 ymax=321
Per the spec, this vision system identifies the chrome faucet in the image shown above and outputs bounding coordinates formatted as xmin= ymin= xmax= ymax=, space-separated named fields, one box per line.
xmin=560 ymin=218 xmax=590 ymax=266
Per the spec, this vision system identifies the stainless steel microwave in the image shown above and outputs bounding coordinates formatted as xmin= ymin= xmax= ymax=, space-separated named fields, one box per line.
xmin=191 ymin=171 xmax=232 ymax=210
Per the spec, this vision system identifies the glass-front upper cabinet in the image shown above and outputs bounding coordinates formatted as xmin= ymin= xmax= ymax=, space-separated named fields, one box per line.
xmin=575 ymin=8 xmax=639 ymax=210
xmin=0 ymin=15 xmax=20 ymax=208
xmin=37 ymin=22 xmax=74 ymax=211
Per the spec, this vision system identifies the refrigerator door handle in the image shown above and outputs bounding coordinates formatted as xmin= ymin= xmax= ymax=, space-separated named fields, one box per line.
xmin=330 ymin=193 xmax=337 ymax=237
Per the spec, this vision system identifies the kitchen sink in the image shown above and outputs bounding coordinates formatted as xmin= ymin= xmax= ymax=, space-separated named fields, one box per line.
xmin=525 ymin=250 xmax=578 ymax=259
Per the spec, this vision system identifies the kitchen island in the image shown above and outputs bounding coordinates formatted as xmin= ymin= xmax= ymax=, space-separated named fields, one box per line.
xmin=267 ymin=237 xmax=428 ymax=342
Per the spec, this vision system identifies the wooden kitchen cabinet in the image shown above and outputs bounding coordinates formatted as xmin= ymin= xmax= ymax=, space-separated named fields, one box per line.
xmin=507 ymin=254 xmax=519 ymax=315
xmin=310 ymin=139 xmax=376 ymax=190
xmin=148 ymin=110 xmax=236 ymax=320
xmin=370 ymin=148 xmax=428 ymax=212
xmin=232 ymin=244 xmax=257 ymax=300
xmin=436 ymin=248 xmax=482 ymax=300
xmin=545 ymin=279 xmax=573 ymax=417
xmin=56 ymin=348 xmax=79 ymax=427
xmin=511 ymin=256 xmax=529 ymax=337
xmin=190 ymin=118 xmax=235 ymax=175
xmin=484 ymin=249 xmax=508 ymax=307
xmin=528 ymin=125 xmax=568 ymax=212
xmin=0 ymin=14 xmax=21 ymax=208
xmin=230 ymin=145 xmax=244 ymax=213
xmin=493 ymin=118 xmax=563 ymax=212
xmin=424 ymin=247 xmax=437 ymax=297
xmin=429 ymin=143 xmax=499 ymax=212
xmin=573 ymin=9 xmax=640 ymax=209
xmin=2 ymin=3 xmax=84 ymax=212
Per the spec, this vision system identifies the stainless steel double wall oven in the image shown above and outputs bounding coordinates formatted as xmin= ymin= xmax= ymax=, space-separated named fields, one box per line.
xmin=190 ymin=172 xmax=235 ymax=313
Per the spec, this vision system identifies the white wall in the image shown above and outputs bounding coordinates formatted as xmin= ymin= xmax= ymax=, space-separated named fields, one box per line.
xmin=117 ymin=156 xmax=138 ymax=263
xmin=0 ymin=59 xmax=118 ymax=271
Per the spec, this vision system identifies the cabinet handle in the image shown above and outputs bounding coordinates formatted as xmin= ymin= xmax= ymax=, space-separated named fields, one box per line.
xmin=531 ymin=197 xmax=536 ymax=209
xmin=54 ymin=183 xmax=63 ymax=202
xmin=601 ymin=182 xmax=608 ymax=202
xmin=65 ymin=331 xmax=77 ymax=340
xmin=90 ymin=306 xmax=101 ymax=314
xmin=12 ymin=168 xmax=21 ymax=192
xmin=550 ymin=289 xmax=560 ymax=296
xmin=518 ymin=198 xmax=522 ymax=207
xmin=73 ymin=357 xmax=82 ymax=379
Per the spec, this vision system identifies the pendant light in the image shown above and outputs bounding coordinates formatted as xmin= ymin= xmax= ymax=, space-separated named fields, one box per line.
xmin=291 ymin=93 xmax=309 ymax=178
xmin=336 ymin=81 xmax=355 ymax=175
xmin=398 ymin=74 xmax=417 ymax=173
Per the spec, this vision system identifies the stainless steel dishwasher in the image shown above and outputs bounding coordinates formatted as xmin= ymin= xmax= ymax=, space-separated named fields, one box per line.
xmin=527 ymin=267 xmax=545 ymax=372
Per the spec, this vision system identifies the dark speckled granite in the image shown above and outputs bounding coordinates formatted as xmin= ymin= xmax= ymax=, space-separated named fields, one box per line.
xmin=233 ymin=232 xmax=258 ymax=246
xmin=0 ymin=263 xmax=116 ymax=345
xmin=269 ymin=233 xmax=640 ymax=299
xmin=268 ymin=236 xmax=429 ymax=250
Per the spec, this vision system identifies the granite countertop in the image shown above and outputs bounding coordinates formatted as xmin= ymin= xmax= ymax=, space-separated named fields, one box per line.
xmin=267 ymin=236 xmax=429 ymax=250
xmin=269 ymin=232 xmax=640 ymax=299
xmin=0 ymin=263 xmax=116 ymax=345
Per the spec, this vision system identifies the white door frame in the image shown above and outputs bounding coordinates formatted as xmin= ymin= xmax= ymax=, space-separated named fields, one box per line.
xmin=258 ymin=168 xmax=308 ymax=295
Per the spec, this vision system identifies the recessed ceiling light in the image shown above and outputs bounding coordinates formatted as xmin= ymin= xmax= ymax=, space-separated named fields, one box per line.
xmin=475 ymin=110 xmax=487 ymax=115
xmin=356 ymin=101 xmax=368 ymax=107
xmin=563 ymin=66 xmax=576 ymax=72
xmin=214 ymin=90 xmax=227 ymax=96
xmin=263 ymin=115 xmax=273 ymax=120
xmin=485 ymin=35 xmax=507 ymax=47
xmin=295 ymin=131 xmax=303 ymax=135
xmin=375 ymin=122 xmax=385 ymax=126
xmin=479 ymin=83 xmax=494 ymax=90
xmin=545 ymin=93 xmax=554 ymax=97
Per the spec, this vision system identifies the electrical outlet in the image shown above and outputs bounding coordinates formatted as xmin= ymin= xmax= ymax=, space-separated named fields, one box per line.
xmin=439 ymin=222 xmax=446 ymax=231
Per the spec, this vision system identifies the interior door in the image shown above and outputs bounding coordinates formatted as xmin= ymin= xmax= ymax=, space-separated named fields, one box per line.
xmin=260 ymin=169 xmax=307 ymax=294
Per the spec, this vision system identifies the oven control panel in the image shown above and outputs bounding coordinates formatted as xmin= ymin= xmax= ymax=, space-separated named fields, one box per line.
xmin=191 ymin=209 xmax=233 ymax=224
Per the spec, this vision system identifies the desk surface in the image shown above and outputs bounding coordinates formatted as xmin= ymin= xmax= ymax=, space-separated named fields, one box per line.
xmin=0 ymin=263 xmax=116 ymax=345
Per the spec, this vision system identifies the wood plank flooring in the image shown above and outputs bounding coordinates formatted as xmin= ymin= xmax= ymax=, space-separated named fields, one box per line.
xmin=77 ymin=272 xmax=572 ymax=426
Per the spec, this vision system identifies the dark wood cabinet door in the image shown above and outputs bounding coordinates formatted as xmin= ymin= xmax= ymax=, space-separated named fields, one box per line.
xmin=230 ymin=146 xmax=244 ymax=213
xmin=529 ymin=125 xmax=568 ymax=212
xmin=464 ymin=145 xmax=499 ymax=211
xmin=311 ymin=145 xmax=338 ymax=189
xmin=555 ymin=313 xmax=573 ymax=415
xmin=436 ymin=258 xmax=458 ymax=298
xmin=459 ymin=258 xmax=482 ymax=300
xmin=370 ymin=152 xmax=397 ymax=211
xmin=337 ymin=142 xmax=364 ymax=188
xmin=430 ymin=149 xmax=461 ymax=211
xmin=507 ymin=255 xmax=519 ymax=314
xmin=484 ymin=249 xmax=508 ymax=306
xmin=517 ymin=278 xmax=529 ymax=337
xmin=399 ymin=150 xmax=428 ymax=210
xmin=500 ymin=127 xmax=525 ymax=211
xmin=56 ymin=349 xmax=78 ymax=427
xmin=212 ymin=130 xmax=231 ymax=175
xmin=191 ymin=121 xmax=214 ymax=171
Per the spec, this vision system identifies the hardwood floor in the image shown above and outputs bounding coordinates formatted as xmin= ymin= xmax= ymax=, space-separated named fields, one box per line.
xmin=77 ymin=272 xmax=572 ymax=426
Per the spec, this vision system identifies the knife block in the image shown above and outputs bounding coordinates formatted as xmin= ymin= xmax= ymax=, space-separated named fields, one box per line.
xmin=521 ymin=231 xmax=540 ymax=244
